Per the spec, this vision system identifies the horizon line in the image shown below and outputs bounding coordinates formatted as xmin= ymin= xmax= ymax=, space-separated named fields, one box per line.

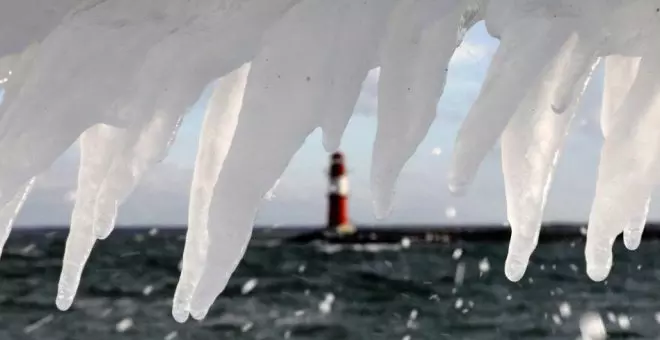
xmin=10 ymin=221 xmax=660 ymax=231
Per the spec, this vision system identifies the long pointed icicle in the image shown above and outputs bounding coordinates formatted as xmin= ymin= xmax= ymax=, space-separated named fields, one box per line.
xmin=57 ymin=124 xmax=123 ymax=311
xmin=0 ymin=177 xmax=35 ymax=259
xmin=448 ymin=19 xmax=573 ymax=195
xmin=371 ymin=0 xmax=474 ymax=218
xmin=59 ymin=91 xmax=185 ymax=311
xmin=88 ymin=1 xmax=301 ymax=242
xmin=600 ymin=55 xmax=642 ymax=250
xmin=600 ymin=55 xmax=640 ymax=138
xmin=319 ymin=63 xmax=375 ymax=152
xmin=550 ymin=33 xmax=600 ymax=114
xmin=501 ymin=36 xmax=598 ymax=281
xmin=187 ymin=0 xmax=396 ymax=319
xmin=173 ymin=63 xmax=250 ymax=323
xmin=585 ymin=50 xmax=660 ymax=281
xmin=87 ymin=1 xmax=303 ymax=244
xmin=92 ymin=111 xmax=184 ymax=240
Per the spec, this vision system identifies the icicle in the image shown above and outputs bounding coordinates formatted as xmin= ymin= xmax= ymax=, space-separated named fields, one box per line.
xmin=319 ymin=63 xmax=374 ymax=153
xmin=371 ymin=0 xmax=474 ymax=218
xmin=0 ymin=178 xmax=35 ymax=259
xmin=93 ymin=112 xmax=184 ymax=240
xmin=600 ymin=55 xmax=642 ymax=251
xmin=87 ymin=1 xmax=300 ymax=243
xmin=586 ymin=49 xmax=660 ymax=281
xmin=316 ymin=1 xmax=394 ymax=153
xmin=550 ymin=32 xmax=601 ymax=114
xmin=2 ymin=0 xmax=660 ymax=322
xmin=186 ymin=0 xmax=396 ymax=319
xmin=121 ymin=0 xmax=301 ymax=150
xmin=449 ymin=18 xmax=574 ymax=195
xmin=172 ymin=63 xmax=250 ymax=323
xmin=57 ymin=124 xmax=123 ymax=311
xmin=60 ymin=106 xmax=183 ymax=305
xmin=601 ymin=55 xmax=640 ymax=138
xmin=0 ymin=1 xmax=213 ymax=206
xmin=501 ymin=38 xmax=598 ymax=281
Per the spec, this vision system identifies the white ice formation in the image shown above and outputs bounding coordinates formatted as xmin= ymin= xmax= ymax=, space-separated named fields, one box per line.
xmin=0 ymin=0 xmax=658 ymax=322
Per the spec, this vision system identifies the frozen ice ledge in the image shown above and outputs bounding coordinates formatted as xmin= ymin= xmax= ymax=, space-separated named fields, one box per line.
xmin=0 ymin=0 xmax=659 ymax=323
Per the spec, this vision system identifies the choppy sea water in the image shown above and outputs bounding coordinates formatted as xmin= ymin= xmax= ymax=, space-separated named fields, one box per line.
xmin=0 ymin=228 xmax=659 ymax=339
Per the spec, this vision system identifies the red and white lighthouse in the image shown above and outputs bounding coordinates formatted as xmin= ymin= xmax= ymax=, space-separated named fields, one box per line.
xmin=327 ymin=151 xmax=355 ymax=234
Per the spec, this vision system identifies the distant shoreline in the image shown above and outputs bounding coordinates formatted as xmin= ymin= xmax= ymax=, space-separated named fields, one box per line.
xmin=10 ymin=223 xmax=660 ymax=244
xmin=10 ymin=222 xmax=660 ymax=230
xmin=9 ymin=222 xmax=591 ymax=230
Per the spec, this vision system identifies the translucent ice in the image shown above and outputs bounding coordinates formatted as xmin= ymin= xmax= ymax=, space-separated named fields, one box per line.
xmin=187 ymin=0 xmax=397 ymax=319
xmin=600 ymin=55 xmax=640 ymax=138
xmin=371 ymin=0 xmax=483 ymax=218
xmin=0 ymin=1 xmax=217 ymax=206
xmin=501 ymin=32 xmax=598 ymax=281
xmin=450 ymin=16 xmax=576 ymax=194
xmin=92 ymin=108 xmax=183 ymax=240
xmin=599 ymin=55 xmax=642 ymax=252
xmin=173 ymin=63 xmax=250 ymax=323
xmin=586 ymin=47 xmax=660 ymax=281
xmin=1 ymin=0 xmax=660 ymax=321
xmin=58 ymin=124 xmax=122 ymax=310
xmin=0 ymin=178 xmax=35 ymax=258
xmin=451 ymin=0 xmax=660 ymax=283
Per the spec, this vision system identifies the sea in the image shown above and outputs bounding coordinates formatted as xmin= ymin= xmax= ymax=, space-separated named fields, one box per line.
xmin=0 ymin=227 xmax=659 ymax=340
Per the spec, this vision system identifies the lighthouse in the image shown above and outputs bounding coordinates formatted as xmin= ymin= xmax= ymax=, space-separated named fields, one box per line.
xmin=327 ymin=151 xmax=356 ymax=235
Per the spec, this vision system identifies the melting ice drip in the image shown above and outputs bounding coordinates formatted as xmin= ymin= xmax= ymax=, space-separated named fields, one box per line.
xmin=0 ymin=0 xmax=658 ymax=323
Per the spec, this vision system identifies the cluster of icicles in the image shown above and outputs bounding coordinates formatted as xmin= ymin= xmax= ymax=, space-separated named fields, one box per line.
xmin=0 ymin=0 xmax=658 ymax=322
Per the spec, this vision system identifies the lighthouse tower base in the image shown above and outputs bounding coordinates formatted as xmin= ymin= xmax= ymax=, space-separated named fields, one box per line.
xmin=333 ymin=223 xmax=356 ymax=235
